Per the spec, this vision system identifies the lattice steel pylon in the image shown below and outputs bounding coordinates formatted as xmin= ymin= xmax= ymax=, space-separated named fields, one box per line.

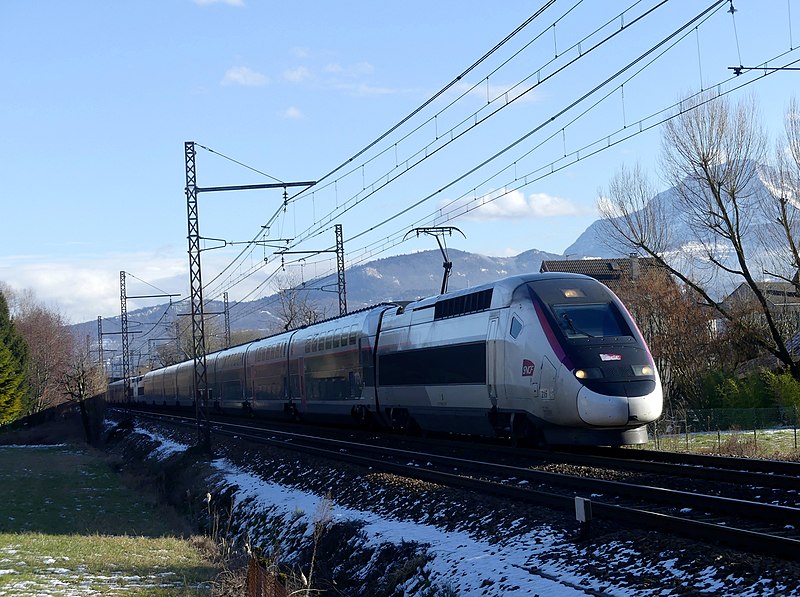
xmin=185 ymin=141 xmax=211 ymax=450
xmin=184 ymin=141 xmax=315 ymax=451
xmin=223 ymin=291 xmax=231 ymax=348
xmin=119 ymin=271 xmax=130 ymax=401
xmin=335 ymin=224 xmax=347 ymax=315
xmin=97 ymin=316 xmax=104 ymax=370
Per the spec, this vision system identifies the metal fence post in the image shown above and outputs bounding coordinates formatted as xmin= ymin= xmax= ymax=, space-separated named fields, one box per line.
xmin=685 ymin=419 xmax=689 ymax=451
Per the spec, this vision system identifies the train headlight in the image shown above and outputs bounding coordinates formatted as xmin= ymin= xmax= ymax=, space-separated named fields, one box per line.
xmin=632 ymin=365 xmax=654 ymax=376
xmin=574 ymin=368 xmax=603 ymax=380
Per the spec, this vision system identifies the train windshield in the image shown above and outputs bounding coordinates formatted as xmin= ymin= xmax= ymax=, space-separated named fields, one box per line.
xmin=524 ymin=279 xmax=633 ymax=340
xmin=551 ymin=303 xmax=628 ymax=339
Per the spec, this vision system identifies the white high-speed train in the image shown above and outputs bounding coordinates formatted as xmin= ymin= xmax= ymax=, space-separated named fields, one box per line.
xmin=108 ymin=272 xmax=663 ymax=445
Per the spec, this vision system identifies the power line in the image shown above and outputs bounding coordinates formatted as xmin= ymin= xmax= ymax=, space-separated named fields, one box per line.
xmin=196 ymin=2 xmax=562 ymax=301
xmin=339 ymin=50 xmax=800 ymax=273
xmin=186 ymin=0 xmax=788 ymax=326
xmin=202 ymin=0 xmax=675 ymax=306
xmin=289 ymin=0 xmax=558 ymax=200
xmin=286 ymin=0 xmax=670 ymax=249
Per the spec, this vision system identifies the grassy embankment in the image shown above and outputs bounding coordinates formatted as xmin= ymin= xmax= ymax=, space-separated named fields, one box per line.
xmin=0 ymin=443 xmax=218 ymax=595
xmin=643 ymin=427 xmax=799 ymax=459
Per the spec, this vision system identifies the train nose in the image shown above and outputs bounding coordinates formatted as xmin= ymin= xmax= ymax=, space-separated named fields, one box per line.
xmin=576 ymin=386 xmax=629 ymax=426
xmin=576 ymin=384 xmax=662 ymax=427
xmin=628 ymin=393 xmax=662 ymax=422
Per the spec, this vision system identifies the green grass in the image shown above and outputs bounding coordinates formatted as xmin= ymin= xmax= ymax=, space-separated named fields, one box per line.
xmin=644 ymin=427 xmax=800 ymax=459
xmin=0 ymin=445 xmax=218 ymax=595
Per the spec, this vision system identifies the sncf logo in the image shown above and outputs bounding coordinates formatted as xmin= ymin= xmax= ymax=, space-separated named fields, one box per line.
xmin=600 ymin=353 xmax=622 ymax=361
xmin=522 ymin=359 xmax=536 ymax=376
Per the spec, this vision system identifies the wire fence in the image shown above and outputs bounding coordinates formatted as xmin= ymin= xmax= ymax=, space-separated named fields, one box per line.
xmin=648 ymin=406 xmax=800 ymax=454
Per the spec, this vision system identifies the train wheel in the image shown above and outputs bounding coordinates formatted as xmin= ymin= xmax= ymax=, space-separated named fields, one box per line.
xmin=510 ymin=414 xmax=545 ymax=448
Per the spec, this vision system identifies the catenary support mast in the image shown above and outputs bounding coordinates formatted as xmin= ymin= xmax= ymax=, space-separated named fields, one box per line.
xmin=184 ymin=140 xmax=315 ymax=451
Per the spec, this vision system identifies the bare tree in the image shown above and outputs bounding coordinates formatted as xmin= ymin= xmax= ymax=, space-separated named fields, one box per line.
xmin=272 ymin=274 xmax=329 ymax=332
xmin=12 ymin=296 xmax=74 ymax=414
xmin=613 ymin=271 xmax=716 ymax=412
xmin=599 ymin=92 xmax=800 ymax=379
xmin=154 ymin=314 xmax=227 ymax=367
xmin=761 ymin=97 xmax=800 ymax=287
xmin=62 ymin=344 xmax=106 ymax=444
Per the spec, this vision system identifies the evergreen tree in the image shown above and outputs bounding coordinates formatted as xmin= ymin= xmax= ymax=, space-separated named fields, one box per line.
xmin=0 ymin=342 xmax=24 ymax=422
xmin=0 ymin=291 xmax=28 ymax=423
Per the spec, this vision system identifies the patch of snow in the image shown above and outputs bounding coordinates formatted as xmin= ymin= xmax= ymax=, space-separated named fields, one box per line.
xmin=214 ymin=460 xmax=590 ymax=596
xmin=0 ymin=444 xmax=67 ymax=449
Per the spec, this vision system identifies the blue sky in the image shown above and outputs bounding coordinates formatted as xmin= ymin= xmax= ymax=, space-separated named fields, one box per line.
xmin=2 ymin=0 xmax=799 ymax=323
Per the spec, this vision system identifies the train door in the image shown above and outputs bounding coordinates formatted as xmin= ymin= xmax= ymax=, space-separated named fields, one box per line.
xmin=486 ymin=315 xmax=502 ymax=408
xmin=539 ymin=356 xmax=556 ymax=401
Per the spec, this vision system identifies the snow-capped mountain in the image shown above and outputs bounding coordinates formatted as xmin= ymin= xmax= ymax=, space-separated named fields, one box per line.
xmin=565 ymin=161 xmax=792 ymax=260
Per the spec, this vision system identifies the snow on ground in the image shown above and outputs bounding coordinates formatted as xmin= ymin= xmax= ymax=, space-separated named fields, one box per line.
xmin=135 ymin=427 xmax=601 ymax=593
xmin=137 ymin=428 xmax=586 ymax=597
xmin=134 ymin=425 xmax=790 ymax=596
xmin=219 ymin=462 xmax=592 ymax=595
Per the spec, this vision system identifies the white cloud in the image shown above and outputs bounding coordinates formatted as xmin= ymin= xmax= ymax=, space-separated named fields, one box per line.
xmin=0 ymin=252 xmax=186 ymax=324
xmin=221 ymin=66 xmax=268 ymax=87
xmin=324 ymin=62 xmax=374 ymax=78
xmin=283 ymin=66 xmax=311 ymax=83
xmin=194 ymin=0 xmax=244 ymax=6
xmin=443 ymin=189 xmax=585 ymax=221
xmin=334 ymin=82 xmax=396 ymax=97
xmin=282 ymin=106 xmax=304 ymax=120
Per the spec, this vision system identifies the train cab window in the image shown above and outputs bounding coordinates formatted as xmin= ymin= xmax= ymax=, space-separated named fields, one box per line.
xmin=510 ymin=316 xmax=523 ymax=339
xmin=551 ymin=303 xmax=629 ymax=339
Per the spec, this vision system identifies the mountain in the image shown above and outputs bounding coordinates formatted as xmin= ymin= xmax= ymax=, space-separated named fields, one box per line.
xmin=71 ymin=247 xmax=562 ymax=352
xmin=71 ymin=160 xmax=799 ymax=369
xmin=564 ymin=161 xmax=787 ymax=260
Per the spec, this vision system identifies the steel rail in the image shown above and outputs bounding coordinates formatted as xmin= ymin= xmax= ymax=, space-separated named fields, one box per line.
xmin=206 ymin=420 xmax=800 ymax=561
xmin=574 ymin=446 xmax=800 ymax=476
xmin=113 ymin=409 xmax=800 ymax=560
xmin=530 ymin=449 xmax=800 ymax=491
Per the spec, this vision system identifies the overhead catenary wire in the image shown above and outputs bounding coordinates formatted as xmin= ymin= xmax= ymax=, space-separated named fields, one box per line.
xmin=284 ymin=0 xmax=668 ymax=250
xmin=170 ymin=0 xmax=791 ymax=339
xmin=196 ymin=0 xmax=663 ymax=306
xmin=198 ymin=0 xmax=726 ymax=314
xmin=197 ymin=1 xmax=565 ymax=300
xmin=338 ymin=48 xmax=800 ymax=275
xmin=328 ymin=0 xmax=729 ymax=251
xmin=288 ymin=0 xmax=558 ymax=201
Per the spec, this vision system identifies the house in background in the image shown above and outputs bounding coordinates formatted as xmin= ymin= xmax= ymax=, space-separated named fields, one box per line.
xmin=721 ymin=281 xmax=800 ymax=361
xmin=538 ymin=256 xmax=667 ymax=289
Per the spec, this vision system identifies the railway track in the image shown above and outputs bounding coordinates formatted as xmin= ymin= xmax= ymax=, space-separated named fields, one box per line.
xmin=114 ymin=408 xmax=800 ymax=561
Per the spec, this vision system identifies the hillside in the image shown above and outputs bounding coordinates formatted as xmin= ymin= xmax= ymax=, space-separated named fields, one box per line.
xmin=70 ymin=247 xmax=562 ymax=348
